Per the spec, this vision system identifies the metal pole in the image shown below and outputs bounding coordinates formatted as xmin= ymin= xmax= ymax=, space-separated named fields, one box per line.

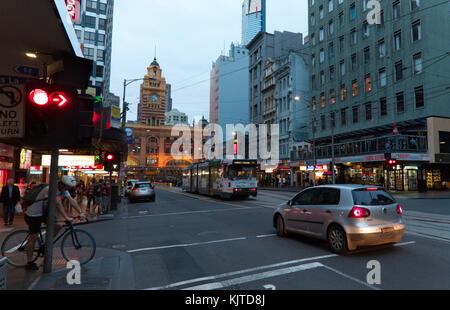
xmin=312 ymin=115 xmax=316 ymax=186
xmin=43 ymin=149 xmax=59 ymax=274
xmin=121 ymin=79 xmax=127 ymax=130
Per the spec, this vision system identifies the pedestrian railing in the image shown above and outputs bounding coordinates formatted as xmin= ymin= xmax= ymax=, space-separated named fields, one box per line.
xmin=0 ymin=257 xmax=7 ymax=290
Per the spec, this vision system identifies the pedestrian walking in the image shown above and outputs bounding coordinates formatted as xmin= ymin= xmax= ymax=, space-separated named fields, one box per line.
xmin=95 ymin=179 xmax=104 ymax=215
xmin=1 ymin=178 xmax=21 ymax=226
xmin=87 ymin=179 xmax=97 ymax=216
xmin=102 ymin=181 xmax=111 ymax=213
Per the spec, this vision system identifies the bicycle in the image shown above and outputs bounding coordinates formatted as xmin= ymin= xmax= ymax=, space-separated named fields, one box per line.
xmin=1 ymin=216 xmax=96 ymax=268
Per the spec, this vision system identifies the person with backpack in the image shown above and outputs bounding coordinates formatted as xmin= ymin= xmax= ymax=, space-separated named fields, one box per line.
xmin=23 ymin=176 xmax=85 ymax=271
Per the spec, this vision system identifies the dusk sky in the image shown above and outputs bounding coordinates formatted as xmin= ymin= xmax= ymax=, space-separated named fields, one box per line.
xmin=109 ymin=0 xmax=308 ymax=124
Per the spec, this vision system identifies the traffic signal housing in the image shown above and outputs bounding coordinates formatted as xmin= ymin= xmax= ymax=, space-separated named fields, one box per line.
xmin=387 ymin=159 xmax=397 ymax=170
xmin=104 ymin=152 xmax=120 ymax=172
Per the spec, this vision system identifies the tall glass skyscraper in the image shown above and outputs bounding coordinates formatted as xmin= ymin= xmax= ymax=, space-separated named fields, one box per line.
xmin=241 ymin=0 xmax=266 ymax=45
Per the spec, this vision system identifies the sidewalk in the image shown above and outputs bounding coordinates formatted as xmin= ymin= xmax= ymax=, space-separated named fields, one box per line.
xmin=1 ymin=203 xmax=122 ymax=290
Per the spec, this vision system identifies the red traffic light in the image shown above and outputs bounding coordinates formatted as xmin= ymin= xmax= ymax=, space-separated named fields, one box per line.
xmin=50 ymin=92 xmax=69 ymax=107
xmin=388 ymin=159 xmax=397 ymax=165
xmin=29 ymin=89 xmax=49 ymax=105
xmin=29 ymin=89 xmax=69 ymax=107
xmin=106 ymin=154 xmax=114 ymax=160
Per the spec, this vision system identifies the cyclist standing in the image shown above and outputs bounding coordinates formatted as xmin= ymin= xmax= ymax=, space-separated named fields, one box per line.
xmin=24 ymin=176 xmax=85 ymax=271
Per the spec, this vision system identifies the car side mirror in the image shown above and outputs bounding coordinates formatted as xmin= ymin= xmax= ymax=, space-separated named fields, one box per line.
xmin=287 ymin=200 xmax=293 ymax=207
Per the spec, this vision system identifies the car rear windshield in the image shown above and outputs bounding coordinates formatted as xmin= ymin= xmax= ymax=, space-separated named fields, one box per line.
xmin=352 ymin=189 xmax=396 ymax=206
xmin=137 ymin=183 xmax=151 ymax=188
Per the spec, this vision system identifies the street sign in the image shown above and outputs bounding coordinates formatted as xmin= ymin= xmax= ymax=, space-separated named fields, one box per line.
xmin=0 ymin=84 xmax=25 ymax=138
xmin=126 ymin=127 xmax=133 ymax=144
xmin=14 ymin=65 xmax=39 ymax=77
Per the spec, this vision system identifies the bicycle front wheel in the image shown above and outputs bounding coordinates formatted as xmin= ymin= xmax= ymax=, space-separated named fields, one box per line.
xmin=60 ymin=229 xmax=96 ymax=265
xmin=1 ymin=230 xmax=40 ymax=267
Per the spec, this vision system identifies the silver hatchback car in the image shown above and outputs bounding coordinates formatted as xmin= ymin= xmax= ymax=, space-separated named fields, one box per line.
xmin=273 ymin=185 xmax=405 ymax=254
xmin=128 ymin=182 xmax=156 ymax=203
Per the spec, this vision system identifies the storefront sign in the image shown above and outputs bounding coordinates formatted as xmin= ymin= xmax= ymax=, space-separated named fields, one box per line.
xmin=41 ymin=155 xmax=95 ymax=167
xmin=19 ymin=148 xmax=32 ymax=169
xmin=110 ymin=105 xmax=121 ymax=129
xmin=63 ymin=165 xmax=104 ymax=170
xmin=0 ymin=84 xmax=25 ymax=138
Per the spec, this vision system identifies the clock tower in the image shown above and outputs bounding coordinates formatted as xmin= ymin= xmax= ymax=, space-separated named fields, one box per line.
xmin=138 ymin=57 xmax=167 ymax=126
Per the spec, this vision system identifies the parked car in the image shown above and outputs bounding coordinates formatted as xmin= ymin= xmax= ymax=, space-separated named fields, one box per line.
xmin=272 ymin=185 xmax=405 ymax=254
xmin=128 ymin=182 xmax=155 ymax=203
xmin=125 ymin=179 xmax=139 ymax=197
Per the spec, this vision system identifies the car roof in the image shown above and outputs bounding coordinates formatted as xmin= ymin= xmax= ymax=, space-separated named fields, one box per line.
xmin=310 ymin=184 xmax=380 ymax=190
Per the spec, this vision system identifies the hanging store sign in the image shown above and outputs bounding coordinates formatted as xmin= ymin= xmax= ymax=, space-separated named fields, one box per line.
xmin=65 ymin=0 xmax=81 ymax=24
xmin=41 ymin=155 xmax=95 ymax=167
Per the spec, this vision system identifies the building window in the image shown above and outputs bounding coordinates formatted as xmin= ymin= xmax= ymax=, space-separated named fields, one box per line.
xmin=330 ymin=111 xmax=335 ymax=128
xmin=378 ymin=39 xmax=386 ymax=58
xmin=99 ymin=2 xmax=107 ymax=14
xmin=339 ymin=35 xmax=345 ymax=52
xmin=413 ymin=53 xmax=423 ymax=74
xmin=312 ymin=54 xmax=316 ymax=67
xmin=320 ymin=49 xmax=325 ymax=63
xmin=379 ymin=68 xmax=387 ymax=87
xmin=83 ymin=47 xmax=94 ymax=59
xmin=352 ymin=80 xmax=358 ymax=97
xmin=311 ymin=33 xmax=316 ymax=45
xmin=396 ymin=92 xmax=405 ymax=113
xmin=393 ymin=0 xmax=401 ymax=20
xmin=321 ymin=92 xmax=326 ymax=108
xmin=351 ymin=53 xmax=357 ymax=71
xmin=328 ymin=0 xmax=333 ymax=12
xmin=341 ymin=108 xmax=347 ymax=126
xmin=321 ymin=115 xmax=326 ymax=130
xmin=330 ymin=89 xmax=336 ymax=104
xmin=329 ymin=65 xmax=335 ymax=81
xmin=350 ymin=28 xmax=357 ymax=45
xmin=312 ymin=75 xmax=316 ymax=89
xmin=380 ymin=97 xmax=387 ymax=116
xmin=97 ymin=49 xmax=104 ymax=61
xmin=84 ymin=15 xmax=96 ymax=28
xmin=340 ymin=84 xmax=347 ymax=101
xmin=365 ymin=74 xmax=372 ymax=92
xmin=394 ymin=30 xmax=402 ymax=51
xmin=99 ymin=18 xmax=106 ymax=30
xmin=75 ymin=29 xmax=82 ymax=41
xmin=84 ymin=31 xmax=96 ymax=44
xmin=415 ymin=86 xmax=424 ymax=108
xmin=363 ymin=21 xmax=370 ymax=37
xmin=395 ymin=61 xmax=403 ymax=81
xmin=411 ymin=0 xmax=420 ymax=10
xmin=340 ymin=60 xmax=345 ymax=76
xmin=312 ymin=97 xmax=317 ymax=111
xmin=365 ymin=102 xmax=372 ymax=120
xmin=320 ymin=70 xmax=325 ymax=85
xmin=98 ymin=33 xmax=105 ymax=46
xmin=412 ymin=20 xmax=422 ymax=42
xmin=329 ymin=20 xmax=334 ymax=35
xmin=364 ymin=46 xmax=370 ymax=64
xmin=310 ymin=13 xmax=315 ymax=25
xmin=86 ymin=0 xmax=97 ymax=10
xmin=319 ymin=27 xmax=324 ymax=42
xmin=352 ymin=106 xmax=358 ymax=124
xmin=339 ymin=11 xmax=344 ymax=27
xmin=350 ymin=3 xmax=356 ymax=20
xmin=96 ymin=65 xmax=104 ymax=78
xmin=329 ymin=42 xmax=335 ymax=59
xmin=319 ymin=5 xmax=324 ymax=19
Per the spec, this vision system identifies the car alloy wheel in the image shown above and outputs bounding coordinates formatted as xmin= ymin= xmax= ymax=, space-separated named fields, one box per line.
xmin=328 ymin=226 xmax=347 ymax=254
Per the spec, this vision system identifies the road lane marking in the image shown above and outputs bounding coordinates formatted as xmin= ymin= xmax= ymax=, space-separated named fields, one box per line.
xmin=405 ymin=230 xmax=450 ymax=242
xmin=320 ymin=264 xmax=380 ymax=290
xmin=256 ymin=234 xmax=277 ymax=238
xmin=128 ymin=237 xmax=248 ymax=253
xmin=183 ymin=262 xmax=324 ymax=290
xmin=145 ymin=254 xmax=338 ymax=290
xmin=122 ymin=206 xmax=262 ymax=220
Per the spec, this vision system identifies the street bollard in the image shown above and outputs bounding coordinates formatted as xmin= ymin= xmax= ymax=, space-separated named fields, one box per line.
xmin=0 ymin=257 xmax=8 ymax=290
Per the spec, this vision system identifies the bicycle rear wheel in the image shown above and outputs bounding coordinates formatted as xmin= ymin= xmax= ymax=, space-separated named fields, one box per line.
xmin=1 ymin=230 xmax=40 ymax=267
xmin=60 ymin=229 xmax=96 ymax=265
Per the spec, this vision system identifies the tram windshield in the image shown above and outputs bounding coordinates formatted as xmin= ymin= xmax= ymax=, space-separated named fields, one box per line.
xmin=227 ymin=165 xmax=257 ymax=180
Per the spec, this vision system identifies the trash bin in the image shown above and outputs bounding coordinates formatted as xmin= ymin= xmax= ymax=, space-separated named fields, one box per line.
xmin=0 ymin=257 xmax=7 ymax=290
xmin=110 ymin=184 xmax=119 ymax=211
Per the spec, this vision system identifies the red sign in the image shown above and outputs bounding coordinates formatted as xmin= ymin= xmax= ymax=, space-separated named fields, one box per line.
xmin=64 ymin=165 xmax=104 ymax=170
xmin=65 ymin=0 xmax=81 ymax=24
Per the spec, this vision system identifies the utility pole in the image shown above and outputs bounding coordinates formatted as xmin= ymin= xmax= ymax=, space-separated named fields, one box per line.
xmin=43 ymin=149 xmax=59 ymax=274
xmin=312 ymin=115 xmax=316 ymax=186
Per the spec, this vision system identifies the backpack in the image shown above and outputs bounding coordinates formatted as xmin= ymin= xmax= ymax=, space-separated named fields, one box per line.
xmin=23 ymin=184 xmax=49 ymax=216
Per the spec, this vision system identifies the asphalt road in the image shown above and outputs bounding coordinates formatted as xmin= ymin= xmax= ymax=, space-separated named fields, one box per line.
xmin=85 ymin=187 xmax=450 ymax=290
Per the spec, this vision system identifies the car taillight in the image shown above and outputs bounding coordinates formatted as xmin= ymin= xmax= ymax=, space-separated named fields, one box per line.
xmin=397 ymin=204 xmax=403 ymax=215
xmin=348 ymin=207 xmax=371 ymax=218
xmin=234 ymin=188 xmax=239 ymax=192
xmin=252 ymin=188 xmax=256 ymax=191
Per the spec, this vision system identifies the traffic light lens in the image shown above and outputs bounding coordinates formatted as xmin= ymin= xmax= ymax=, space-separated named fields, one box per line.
xmin=29 ymin=89 xmax=49 ymax=105
xmin=107 ymin=154 xmax=114 ymax=160
xmin=50 ymin=92 xmax=69 ymax=107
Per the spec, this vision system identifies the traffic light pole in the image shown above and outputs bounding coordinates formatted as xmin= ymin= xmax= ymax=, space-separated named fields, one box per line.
xmin=43 ymin=149 xmax=59 ymax=274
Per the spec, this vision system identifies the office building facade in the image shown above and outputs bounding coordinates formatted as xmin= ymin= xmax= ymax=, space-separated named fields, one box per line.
xmin=242 ymin=0 xmax=266 ymax=45
xmin=304 ymin=0 xmax=450 ymax=190
xmin=68 ymin=0 xmax=114 ymax=103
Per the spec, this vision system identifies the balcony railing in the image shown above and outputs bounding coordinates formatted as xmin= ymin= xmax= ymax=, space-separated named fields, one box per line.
xmin=291 ymin=135 xmax=428 ymax=161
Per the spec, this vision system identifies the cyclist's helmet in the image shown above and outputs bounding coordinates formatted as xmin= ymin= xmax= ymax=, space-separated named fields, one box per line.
xmin=61 ymin=175 xmax=77 ymax=188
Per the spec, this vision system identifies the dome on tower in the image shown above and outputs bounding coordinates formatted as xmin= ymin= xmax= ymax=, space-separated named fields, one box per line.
xmin=151 ymin=57 xmax=159 ymax=67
